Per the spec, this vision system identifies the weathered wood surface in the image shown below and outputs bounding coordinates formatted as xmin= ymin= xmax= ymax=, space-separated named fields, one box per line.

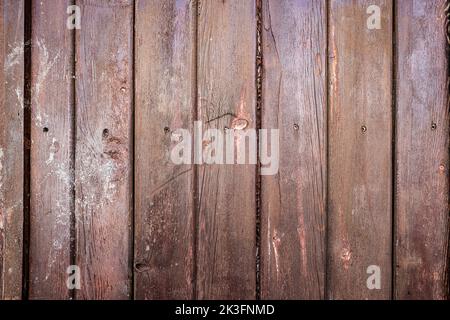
xmin=328 ymin=0 xmax=393 ymax=299
xmin=0 ymin=0 xmax=24 ymax=300
xmin=395 ymin=0 xmax=449 ymax=300
xmin=75 ymin=0 xmax=133 ymax=299
xmin=0 ymin=0 xmax=449 ymax=301
xmin=260 ymin=0 xmax=327 ymax=300
xmin=196 ymin=0 xmax=257 ymax=299
xmin=28 ymin=0 xmax=74 ymax=300
xmin=134 ymin=0 xmax=196 ymax=300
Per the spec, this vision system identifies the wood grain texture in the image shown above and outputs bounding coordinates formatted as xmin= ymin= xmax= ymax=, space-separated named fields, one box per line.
xmin=134 ymin=0 xmax=196 ymax=300
xmin=75 ymin=0 xmax=133 ymax=299
xmin=328 ymin=0 xmax=393 ymax=299
xmin=196 ymin=0 xmax=257 ymax=299
xmin=260 ymin=0 xmax=327 ymax=300
xmin=0 ymin=0 xmax=24 ymax=300
xmin=395 ymin=0 xmax=449 ymax=300
xmin=28 ymin=0 xmax=74 ymax=300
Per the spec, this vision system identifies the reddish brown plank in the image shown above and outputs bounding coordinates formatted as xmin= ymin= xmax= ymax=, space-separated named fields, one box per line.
xmin=0 ymin=0 xmax=24 ymax=300
xmin=395 ymin=0 xmax=449 ymax=300
xmin=29 ymin=0 xmax=74 ymax=299
xmin=196 ymin=0 xmax=257 ymax=299
xmin=328 ymin=0 xmax=393 ymax=299
xmin=75 ymin=0 xmax=133 ymax=299
xmin=260 ymin=0 xmax=327 ymax=300
xmin=134 ymin=0 xmax=196 ymax=299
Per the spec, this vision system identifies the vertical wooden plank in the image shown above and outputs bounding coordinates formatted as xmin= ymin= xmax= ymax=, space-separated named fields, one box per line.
xmin=395 ymin=0 xmax=449 ymax=300
xmin=196 ymin=0 xmax=257 ymax=299
xmin=260 ymin=0 xmax=327 ymax=300
xmin=328 ymin=0 xmax=392 ymax=299
xmin=75 ymin=0 xmax=133 ymax=299
xmin=134 ymin=0 xmax=195 ymax=299
xmin=0 ymin=0 xmax=24 ymax=300
xmin=29 ymin=0 xmax=74 ymax=300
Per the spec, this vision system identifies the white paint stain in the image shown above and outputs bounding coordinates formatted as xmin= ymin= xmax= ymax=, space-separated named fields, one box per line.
xmin=34 ymin=111 xmax=49 ymax=128
xmin=0 ymin=148 xmax=4 ymax=207
xmin=4 ymin=43 xmax=24 ymax=71
xmin=272 ymin=231 xmax=281 ymax=281
xmin=35 ymin=40 xmax=61 ymax=98
xmin=46 ymin=138 xmax=58 ymax=165
xmin=15 ymin=88 xmax=24 ymax=109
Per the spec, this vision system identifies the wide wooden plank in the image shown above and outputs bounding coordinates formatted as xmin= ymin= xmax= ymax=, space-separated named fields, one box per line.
xmin=260 ymin=0 xmax=327 ymax=299
xmin=0 ymin=0 xmax=24 ymax=300
xmin=395 ymin=0 xmax=449 ymax=300
xmin=75 ymin=0 xmax=133 ymax=299
xmin=134 ymin=0 xmax=196 ymax=299
xmin=196 ymin=0 xmax=257 ymax=299
xmin=328 ymin=0 xmax=393 ymax=299
xmin=28 ymin=0 xmax=74 ymax=300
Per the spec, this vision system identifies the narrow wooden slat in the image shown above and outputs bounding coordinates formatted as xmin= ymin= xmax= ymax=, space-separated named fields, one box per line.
xmin=395 ymin=0 xmax=449 ymax=300
xmin=134 ymin=0 xmax=196 ymax=299
xmin=196 ymin=0 xmax=257 ymax=299
xmin=29 ymin=0 xmax=74 ymax=299
xmin=260 ymin=0 xmax=327 ymax=299
xmin=75 ymin=0 xmax=133 ymax=299
xmin=328 ymin=0 xmax=393 ymax=299
xmin=0 ymin=0 xmax=24 ymax=300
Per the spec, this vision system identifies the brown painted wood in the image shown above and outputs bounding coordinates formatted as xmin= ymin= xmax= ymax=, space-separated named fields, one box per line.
xmin=29 ymin=0 xmax=74 ymax=299
xmin=260 ymin=0 xmax=327 ymax=300
xmin=328 ymin=0 xmax=393 ymax=299
xmin=134 ymin=0 xmax=196 ymax=300
xmin=196 ymin=0 xmax=257 ymax=299
xmin=395 ymin=0 xmax=449 ymax=300
xmin=75 ymin=0 xmax=133 ymax=299
xmin=0 ymin=0 xmax=24 ymax=300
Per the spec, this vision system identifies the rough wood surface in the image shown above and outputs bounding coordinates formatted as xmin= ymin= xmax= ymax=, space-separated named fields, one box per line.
xmin=260 ymin=0 xmax=327 ymax=300
xmin=328 ymin=0 xmax=393 ymax=299
xmin=196 ymin=0 xmax=257 ymax=299
xmin=28 ymin=0 xmax=74 ymax=300
xmin=75 ymin=0 xmax=133 ymax=299
xmin=0 ymin=0 xmax=24 ymax=300
xmin=134 ymin=0 xmax=196 ymax=300
xmin=395 ymin=0 xmax=449 ymax=300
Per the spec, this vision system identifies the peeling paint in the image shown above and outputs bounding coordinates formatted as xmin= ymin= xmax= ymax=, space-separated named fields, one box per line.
xmin=340 ymin=247 xmax=352 ymax=270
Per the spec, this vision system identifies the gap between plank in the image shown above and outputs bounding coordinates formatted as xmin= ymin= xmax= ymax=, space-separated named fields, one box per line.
xmin=445 ymin=0 xmax=450 ymax=299
xmin=255 ymin=0 xmax=263 ymax=301
xmin=130 ymin=0 xmax=136 ymax=301
xmin=22 ymin=0 xmax=33 ymax=300
xmin=192 ymin=0 xmax=199 ymax=300
xmin=324 ymin=0 xmax=330 ymax=300
xmin=391 ymin=0 xmax=397 ymax=301
xmin=70 ymin=0 xmax=77 ymax=301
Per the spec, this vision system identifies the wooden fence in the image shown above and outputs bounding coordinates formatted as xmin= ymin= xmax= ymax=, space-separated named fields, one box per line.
xmin=0 ymin=0 xmax=449 ymax=300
